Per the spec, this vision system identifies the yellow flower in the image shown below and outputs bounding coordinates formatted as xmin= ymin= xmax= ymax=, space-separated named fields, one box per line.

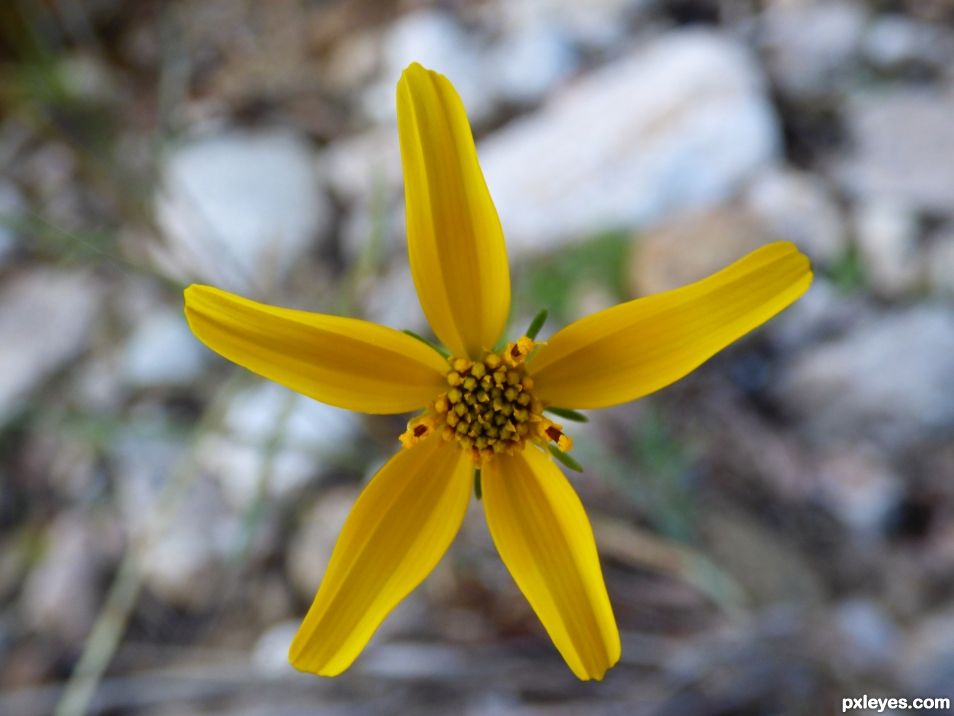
xmin=183 ymin=62 xmax=812 ymax=681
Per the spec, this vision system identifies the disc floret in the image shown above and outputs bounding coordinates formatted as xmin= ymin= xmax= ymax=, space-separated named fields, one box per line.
xmin=400 ymin=337 xmax=572 ymax=464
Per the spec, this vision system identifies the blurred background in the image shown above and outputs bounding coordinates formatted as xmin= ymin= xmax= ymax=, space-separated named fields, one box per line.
xmin=2 ymin=0 xmax=954 ymax=714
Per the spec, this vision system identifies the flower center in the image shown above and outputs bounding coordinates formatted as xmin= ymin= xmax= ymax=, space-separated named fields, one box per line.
xmin=400 ymin=337 xmax=572 ymax=464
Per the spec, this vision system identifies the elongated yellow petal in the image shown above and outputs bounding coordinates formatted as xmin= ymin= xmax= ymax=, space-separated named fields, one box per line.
xmin=483 ymin=447 xmax=620 ymax=680
xmin=184 ymin=284 xmax=447 ymax=414
xmin=397 ymin=63 xmax=511 ymax=359
xmin=289 ymin=436 xmax=472 ymax=676
xmin=530 ymin=241 xmax=812 ymax=409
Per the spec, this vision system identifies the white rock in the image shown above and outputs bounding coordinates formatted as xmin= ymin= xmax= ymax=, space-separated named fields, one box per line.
xmin=853 ymin=201 xmax=922 ymax=297
xmin=480 ymin=31 xmax=780 ymax=255
xmin=760 ymin=0 xmax=866 ymax=97
xmin=197 ymin=383 xmax=360 ymax=510
xmin=111 ymin=431 xmax=243 ymax=610
xmin=490 ymin=0 xmax=648 ymax=51
xmin=832 ymin=599 xmax=900 ymax=672
xmin=110 ymin=432 xmax=184 ymax=528
xmin=322 ymin=128 xmax=401 ymax=202
xmin=365 ymin=10 xmax=492 ymax=123
xmin=744 ymin=168 xmax=846 ymax=267
xmin=252 ymin=621 xmax=305 ymax=677
xmin=835 ymin=89 xmax=954 ymax=215
xmin=121 ymin=307 xmax=206 ymax=387
xmin=362 ymin=259 xmax=428 ymax=332
xmin=487 ymin=23 xmax=577 ymax=104
xmin=155 ymin=129 xmax=330 ymax=293
xmin=322 ymin=129 xmax=405 ymax=263
xmin=0 ymin=270 xmax=100 ymax=424
xmin=863 ymin=14 xmax=953 ymax=71
xmin=142 ymin=478 xmax=242 ymax=610
xmin=778 ymin=307 xmax=954 ymax=449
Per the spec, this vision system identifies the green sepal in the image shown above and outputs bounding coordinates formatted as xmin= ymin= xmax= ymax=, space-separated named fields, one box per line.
xmin=473 ymin=468 xmax=482 ymax=500
xmin=525 ymin=309 xmax=548 ymax=340
xmin=545 ymin=406 xmax=588 ymax=423
xmin=548 ymin=445 xmax=583 ymax=472
xmin=403 ymin=329 xmax=450 ymax=358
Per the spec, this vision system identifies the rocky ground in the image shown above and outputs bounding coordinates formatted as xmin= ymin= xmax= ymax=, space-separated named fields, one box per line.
xmin=2 ymin=1 xmax=954 ymax=714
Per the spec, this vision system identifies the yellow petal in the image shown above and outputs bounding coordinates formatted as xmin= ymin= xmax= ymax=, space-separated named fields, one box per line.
xmin=184 ymin=284 xmax=447 ymax=414
xmin=397 ymin=63 xmax=511 ymax=359
xmin=289 ymin=435 xmax=472 ymax=676
xmin=482 ymin=447 xmax=620 ymax=680
xmin=530 ymin=241 xmax=812 ymax=409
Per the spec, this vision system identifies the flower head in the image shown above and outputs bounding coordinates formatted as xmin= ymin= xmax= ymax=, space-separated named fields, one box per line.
xmin=184 ymin=63 xmax=812 ymax=681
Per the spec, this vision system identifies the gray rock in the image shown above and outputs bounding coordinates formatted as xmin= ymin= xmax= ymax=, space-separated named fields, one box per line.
xmin=815 ymin=446 xmax=902 ymax=534
xmin=20 ymin=515 xmax=104 ymax=641
xmin=286 ymin=487 xmax=359 ymax=602
xmin=121 ymin=307 xmax=206 ymax=388
xmin=479 ymin=31 xmax=780 ymax=254
xmin=359 ymin=643 xmax=466 ymax=679
xmin=321 ymin=28 xmax=383 ymax=95
xmin=109 ymin=430 xmax=185 ymax=532
xmin=197 ymin=383 xmax=360 ymax=511
xmin=0 ymin=270 xmax=100 ymax=425
xmin=155 ymin=129 xmax=330 ymax=293
xmin=852 ymin=201 xmax=923 ymax=297
xmin=901 ymin=608 xmax=954 ymax=695
xmin=777 ymin=307 xmax=954 ymax=449
xmin=760 ymin=0 xmax=867 ymax=98
xmin=835 ymin=89 xmax=954 ymax=215
xmin=767 ymin=277 xmax=863 ymax=352
xmin=744 ymin=168 xmax=846 ymax=268
xmin=925 ymin=225 xmax=954 ymax=298
xmin=0 ymin=180 xmax=24 ymax=262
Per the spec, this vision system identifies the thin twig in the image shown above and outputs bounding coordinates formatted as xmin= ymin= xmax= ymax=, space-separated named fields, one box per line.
xmin=53 ymin=375 xmax=244 ymax=716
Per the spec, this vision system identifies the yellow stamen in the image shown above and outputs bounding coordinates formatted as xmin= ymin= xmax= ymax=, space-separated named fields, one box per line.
xmin=401 ymin=337 xmax=576 ymax=464
xmin=399 ymin=414 xmax=435 ymax=448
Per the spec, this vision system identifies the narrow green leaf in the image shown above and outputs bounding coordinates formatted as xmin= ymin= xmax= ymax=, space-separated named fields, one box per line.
xmin=545 ymin=406 xmax=588 ymax=423
xmin=525 ymin=309 xmax=548 ymax=340
xmin=548 ymin=445 xmax=583 ymax=472
xmin=403 ymin=329 xmax=450 ymax=358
